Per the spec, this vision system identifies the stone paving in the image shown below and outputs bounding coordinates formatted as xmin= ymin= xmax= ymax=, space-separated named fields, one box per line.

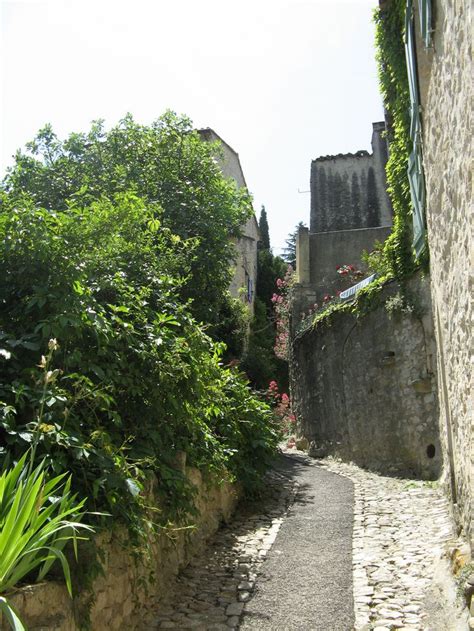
xmin=146 ymin=450 xmax=466 ymax=631
xmin=320 ymin=455 xmax=465 ymax=631
xmin=147 ymin=468 xmax=298 ymax=630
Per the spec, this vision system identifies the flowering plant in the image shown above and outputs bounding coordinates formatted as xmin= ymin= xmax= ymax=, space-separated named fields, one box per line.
xmin=336 ymin=264 xmax=363 ymax=280
xmin=271 ymin=266 xmax=295 ymax=361
xmin=264 ymin=380 xmax=296 ymax=436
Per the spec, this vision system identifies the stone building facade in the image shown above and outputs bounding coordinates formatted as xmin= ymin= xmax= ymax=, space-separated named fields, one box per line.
xmin=294 ymin=122 xmax=393 ymax=318
xmin=310 ymin=122 xmax=392 ymax=233
xmin=198 ymin=129 xmax=259 ymax=315
xmin=408 ymin=0 xmax=473 ymax=548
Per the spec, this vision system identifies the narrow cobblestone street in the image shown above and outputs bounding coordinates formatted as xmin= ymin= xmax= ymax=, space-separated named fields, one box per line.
xmin=146 ymin=450 xmax=467 ymax=631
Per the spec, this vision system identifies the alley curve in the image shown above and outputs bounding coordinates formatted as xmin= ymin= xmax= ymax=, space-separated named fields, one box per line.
xmin=145 ymin=449 xmax=465 ymax=630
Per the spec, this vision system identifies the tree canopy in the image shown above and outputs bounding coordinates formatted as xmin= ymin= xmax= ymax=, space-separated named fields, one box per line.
xmin=282 ymin=221 xmax=306 ymax=269
xmin=2 ymin=112 xmax=253 ymax=328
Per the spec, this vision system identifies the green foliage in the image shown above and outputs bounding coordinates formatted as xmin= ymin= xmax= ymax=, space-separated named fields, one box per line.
xmin=0 ymin=194 xmax=278 ymax=534
xmin=258 ymin=206 xmax=270 ymax=250
xmin=282 ymin=222 xmax=306 ymax=269
xmin=307 ymin=276 xmax=390 ymax=333
xmin=241 ymin=222 xmax=287 ymax=390
xmin=212 ymin=293 xmax=250 ymax=361
xmin=0 ymin=453 xmax=92 ymax=630
xmin=373 ymin=1 xmax=421 ymax=280
xmin=2 ymin=112 xmax=253 ymax=332
xmin=256 ymin=249 xmax=287 ymax=314
xmin=241 ymin=298 xmax=287 ymax=391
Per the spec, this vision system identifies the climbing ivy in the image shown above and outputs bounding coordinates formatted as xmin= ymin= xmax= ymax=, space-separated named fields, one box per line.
xmin=373 ymin=0 xmax=428 ymax=279
xmin=296 ymin=2 xmax=429 ymax=335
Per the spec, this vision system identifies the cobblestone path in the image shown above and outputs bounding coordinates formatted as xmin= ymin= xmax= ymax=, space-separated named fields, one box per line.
xmin=147 ymin=450 xmax=466 ymax=631
xmin=320 ymin=456 xmax=467 ymax=630
xmin=149 ymin=466 xmax=299 ymax=630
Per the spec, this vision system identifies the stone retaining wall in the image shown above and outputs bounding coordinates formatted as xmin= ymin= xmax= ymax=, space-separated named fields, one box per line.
xmin=291 ymin=273 xmax=441 ymax=479
xmin=0 ymin=466 xmax=240 ymax=631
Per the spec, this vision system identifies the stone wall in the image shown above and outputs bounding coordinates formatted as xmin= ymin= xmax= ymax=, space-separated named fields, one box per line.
xmin=228 ymin=218 xmax=259 ymax=315
xmin=293 ymin=225 xmax=391 ymax=328
xmin=308 ymin=225 xmax=391 ymax=302
xmin=310 ymin=122 xmax=392 ymax=233
xmin=198 ymin=128 xmax=259 ymax=315
xmin=1 ymin=466 xmax=240 ymax=631
xmin=291 ymin=273 xmax=441 ymax=480
xmin=415 ymin=0 xmax=473 ymax=546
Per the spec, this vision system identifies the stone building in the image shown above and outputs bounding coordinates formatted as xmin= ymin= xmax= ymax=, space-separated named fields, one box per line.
xmin=293 ymin=0 xmax=473 ymax=552
xmin=291 ymin=121 xmax=441 ymax=480
xmin=404 ymin=0 xmax=473 ymax=549
xmin=294 ymin=122 xmax=393 ymax=316
xmin=198 ymin=128 xmax=259 ymax=315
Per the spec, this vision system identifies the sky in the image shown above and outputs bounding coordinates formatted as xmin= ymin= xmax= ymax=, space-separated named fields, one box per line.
xmin=0 ymin=0 xmax=383 ymax=254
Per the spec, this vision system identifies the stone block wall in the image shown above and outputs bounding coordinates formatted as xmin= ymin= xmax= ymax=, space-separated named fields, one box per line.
xmin=1 ymin=467 xmax=240 ymax=631
xmin=310 ymin=122 xmax=392 ymax=233
xmin=291 ymin=273 xmax=441 ymax=479
xmin=416 ymin=0 xmax=473 ymax=546
xmin=309 ymin=226 xmax=391 ymax=302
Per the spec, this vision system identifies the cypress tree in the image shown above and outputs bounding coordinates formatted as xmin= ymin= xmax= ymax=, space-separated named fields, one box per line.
xmin=258 ymin=205 xmax=271 ymax=250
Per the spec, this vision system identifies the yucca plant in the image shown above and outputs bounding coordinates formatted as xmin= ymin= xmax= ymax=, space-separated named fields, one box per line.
xmin=0 ymin=453 xmax=92 ymax=591
xmin=0 ymin=453 xmax=94 ymax=630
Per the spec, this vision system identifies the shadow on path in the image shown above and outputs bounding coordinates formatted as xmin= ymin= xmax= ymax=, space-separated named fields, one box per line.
xmin=240 ymin=450 xmax=354 ymax=631
xmin=147 ymin=450 xmax=354 ymax=630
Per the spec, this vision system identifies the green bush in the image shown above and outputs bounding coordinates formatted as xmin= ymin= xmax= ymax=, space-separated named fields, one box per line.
xmin=0 ymin=193 xmax=278 ymax=531
xmin=2 ymin=112 xmax=253 ymax=336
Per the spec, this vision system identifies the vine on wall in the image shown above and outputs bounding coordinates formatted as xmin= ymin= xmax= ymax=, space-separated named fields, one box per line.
xmin=299 ymin=1 xmax=428 ymax=334
xmin=374 ymin=0 xmax=427 ymax=279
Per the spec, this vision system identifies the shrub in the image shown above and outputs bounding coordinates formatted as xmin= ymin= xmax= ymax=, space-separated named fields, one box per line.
xmin=0 ymin=193 xmax=278 ymax=531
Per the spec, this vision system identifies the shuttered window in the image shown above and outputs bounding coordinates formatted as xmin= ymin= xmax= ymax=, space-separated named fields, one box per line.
xmin=405 ymin=0 xmax=426 ymax=258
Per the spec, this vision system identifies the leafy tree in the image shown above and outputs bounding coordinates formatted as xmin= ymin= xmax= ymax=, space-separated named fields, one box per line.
xmin=256 ymin=249 xmax=287 ymax=313
xmin=2 ymin=112 xmax=253 ymax=330
xmin=0 ymin=192 xmax=279 ymax=529
xmin=282 ymin=221 xmax=306 ymax=269
xmin=241 ymin=207 xmax=288 ymax=390
xmin=258 ymin=205 xmax=270 ymax=250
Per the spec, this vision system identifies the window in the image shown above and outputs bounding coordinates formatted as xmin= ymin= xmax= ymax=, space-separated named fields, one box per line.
xmin=247 ymin=277 xmax=253 ymax=304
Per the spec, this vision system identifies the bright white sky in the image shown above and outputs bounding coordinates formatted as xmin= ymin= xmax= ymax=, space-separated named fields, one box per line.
xmin=1 ymin=0 xmax=383 ymax=253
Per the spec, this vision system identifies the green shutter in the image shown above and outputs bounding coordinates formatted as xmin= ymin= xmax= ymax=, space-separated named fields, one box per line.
xmin=418 ymin=0 xmax=433 ymax=48
xmin=408 ymin=147 xmax=426 ymax=257
xmin=405 ymin=0 xmax=426 ymax=258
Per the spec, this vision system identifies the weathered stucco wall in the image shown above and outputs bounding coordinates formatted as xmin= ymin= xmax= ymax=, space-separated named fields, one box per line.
xmin=229 ymin=218 xmax=259 ymax=314
xmin=198 ymin=128 xmax=259 ymax=314
xmin=1 ymin=466 xmax=240 ymax=631
xmin=291 ymin=274 xmax=441 ymax=480
xmin=308 ymin=226 xmax=391 ymax=302
xmin=416 ymin=0 xmax=473 ymax=545
xmin=310 ymin=122 xmax=392 ymax=233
